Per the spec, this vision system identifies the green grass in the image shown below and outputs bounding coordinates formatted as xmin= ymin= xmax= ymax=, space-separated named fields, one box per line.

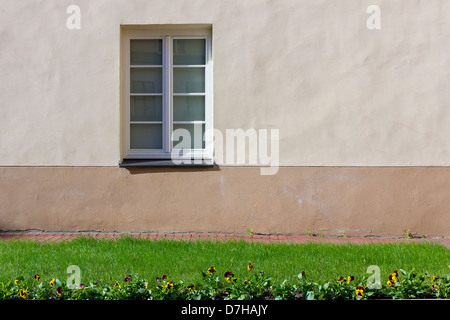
xmin=0 ymin=237 xmax=448 ymax=286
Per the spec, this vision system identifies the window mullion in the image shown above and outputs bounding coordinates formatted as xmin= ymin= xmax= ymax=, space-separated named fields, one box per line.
xmin=163 ymin=35 xmax=172 ymax=153
xmin=125 ymin=36 xmax=131 ymax=155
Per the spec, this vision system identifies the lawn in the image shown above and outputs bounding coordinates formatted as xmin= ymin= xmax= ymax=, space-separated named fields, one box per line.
xmin=0 ymin=236 xmax=448 ymax=287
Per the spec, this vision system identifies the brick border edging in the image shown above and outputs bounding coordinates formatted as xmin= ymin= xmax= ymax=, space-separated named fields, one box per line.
xmin=0 ymin=232 xmax=449 ymax=247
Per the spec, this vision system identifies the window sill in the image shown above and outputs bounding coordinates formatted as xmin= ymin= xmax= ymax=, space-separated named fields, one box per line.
xmin=119 ymin=159 xmax=216 ymax=168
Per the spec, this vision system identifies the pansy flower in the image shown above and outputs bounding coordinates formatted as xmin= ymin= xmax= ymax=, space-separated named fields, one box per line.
xmin=388 ymin=273 xmax=397 ymax=284
xmin=19 ymin=289 xmax=30 ymax=299
xmin=187 ymin=284 xmax=195 ymax=292
xmin=208 ymin=266 xmax=216 ymax=274
xmin=224 ymin=271 xmax=234 ymax=282
xmin=166 ymin=281 xmax=174 ymax=290
xmin=355 ymin=285 xmax=365 ymax=298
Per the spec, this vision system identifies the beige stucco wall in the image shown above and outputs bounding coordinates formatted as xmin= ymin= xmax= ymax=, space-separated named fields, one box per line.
xmin=0 ymin=0 xmax=449 ymax=166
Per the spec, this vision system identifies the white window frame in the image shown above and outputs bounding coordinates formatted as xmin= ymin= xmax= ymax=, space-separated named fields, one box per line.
xmin=121 ymin=27 xmax=213 ymax=161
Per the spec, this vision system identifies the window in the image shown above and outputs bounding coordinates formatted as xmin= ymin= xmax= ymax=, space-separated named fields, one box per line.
xmin=121 ymin=26 xmax=213 ymax=164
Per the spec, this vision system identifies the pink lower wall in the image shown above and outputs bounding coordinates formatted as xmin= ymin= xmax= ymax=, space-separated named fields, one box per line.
xmin=0 ymin=166 xmax=449 ymax=237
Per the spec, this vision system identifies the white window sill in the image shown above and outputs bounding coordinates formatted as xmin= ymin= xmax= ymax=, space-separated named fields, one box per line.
xmin=119 ymin=159 xmax=216 ymax=168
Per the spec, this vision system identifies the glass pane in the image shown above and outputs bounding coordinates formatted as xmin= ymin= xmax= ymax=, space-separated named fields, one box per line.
xmin=130 ymin=96 xmax=162 ymax=121
xmin=173 ymin=96 xmax=205 ymax=121
xmin=173 ymin=68 xmax=205 ymax=93
xmin=130 ymin=124 xmax=162 ymax=149
xmin=130 ymin=68 xmax=162 ymax=93
xmin=130 ymin=40 xmax=162 ymax=65
xmin=173 ymin=124 xmax=205 ymax=149
xmin=173 ymin=39 xmax=205 ymax=65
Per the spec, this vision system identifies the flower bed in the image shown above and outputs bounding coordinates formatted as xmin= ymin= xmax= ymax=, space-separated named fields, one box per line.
xmin=2 ymin=263 xmax=449 ymax=300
